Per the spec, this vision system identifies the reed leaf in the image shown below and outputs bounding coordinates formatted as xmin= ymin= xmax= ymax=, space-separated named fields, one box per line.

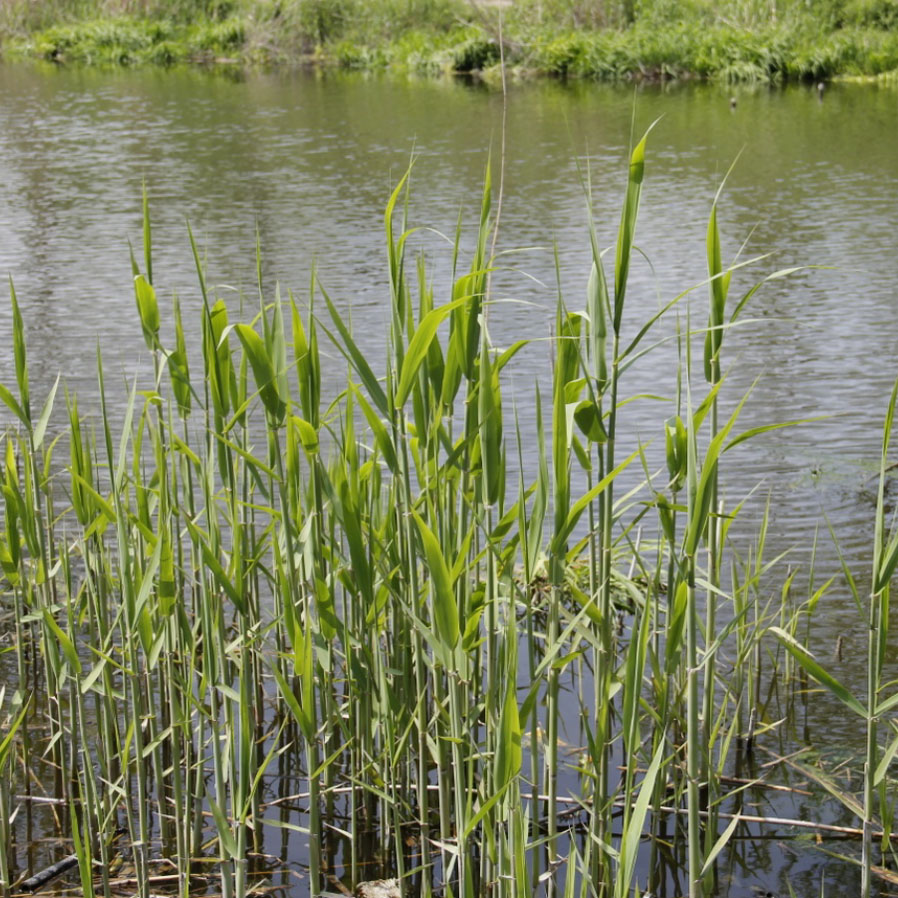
xmin=550 ymin=446 xmax=639 ymax=554
xmin=413 ymin=512 xmax=459 ymax=656
xmin=134 ymin=274 xmax=160 ymax=350
xmin=495 ymin=669 xmax=522 ymax=791
xmin=478 ymin=334 xmax=504 ymax=507
xmin=290 ymin=415 xmax=319 ymax=456
xmin=613 ymin=121 xmax=658 ymax=334
xmin=396 ymin=298 xmax=463 ymax=409
xmin=235 ymin=322 xmax=286 ymax=426
xmin=292 ymin=293 xmax=320 ymax=427
xmin=9 ymin=277 xmax=30 ymax=423
xmin=168 ymin=294 xmax=191 ymax=416
xmin=769 ymin=626 xmax=865 ymax=717
xmin=0 ymin=382 xmax=27 ymax=428
xmin=684 ymin=387 xmax=752 ymax=557
xmin=700 ymin=813 xmax=741 ymax=878
xmin=185 ymin=519 xmax=247 ymax=615
xmin=874 ymin=726 xmax=898 ymax=787
xmin=204 ymin=299 xmax=233 ymax=418
xmin=704 ymin=202 xmax=730 ymax=384
xmin=42 ymin=609 xmax=82 ymax=675
xmin=31 ymin=374 xmax=59 ymax=452
xmin=615 ymin=741 xmax=664 ymax=898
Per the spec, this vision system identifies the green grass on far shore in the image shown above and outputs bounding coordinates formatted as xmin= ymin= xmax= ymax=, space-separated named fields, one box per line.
xmin=1 ymin=0 xmax=898 ymax=81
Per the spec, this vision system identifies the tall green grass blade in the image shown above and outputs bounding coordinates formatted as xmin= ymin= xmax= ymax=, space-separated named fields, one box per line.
xmin=168 ymin=294 xmax=192 ymax=416
xmin=724 ymin=416 xmax=830 ymax=453
xmin=615 ymin=741 xmax=664 ymax=898
xmin=185 ymin=519 xmax=247 ymax=614
xmin=9 ymin=277 xmax=30 ymax=423
xmin=478 ymin=333 xmax=504 ymax=507
xmin=699 ymin=813 xmax=741 ymax=878
xmin=0 ymin=383 xmax=27 ymax=427
xmin=613 ymin=121 xmax=658 ymax=333
xmin=396 ymin=299 xmax=462 ymax=408
xmin=271 ymin=660 xmax=314 ymax=743
xmin=874 ymin=727 xmax=898 ymax=786
xmin=413 ymin=512 xmax=459 ymax=656
xmin=684 ymin=386 xmax=753 ymax=557
xmin=31 ymin=374 xmax=59 ymax=451
xmin=234 ymin=322 xmax=286 ymax=426
xmin=42 ymin=609 xmax=82 ymax=674
xmin=769 ymin=626 xmax=864 ymax=716
xmin=550 ymin=446 xmax=639 ymax=553
xmin=134 ymin=275 xmax=160 ymax=351
xmin=320 ymin=286 xmax=388 ymax=416
xmin=495 ymin=670 xmax=522 ymax=791
xmin=292 ymin=292 xmax=320 ymax=426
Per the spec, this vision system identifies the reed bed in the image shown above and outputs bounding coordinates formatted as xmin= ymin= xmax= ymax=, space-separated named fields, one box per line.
xmin=0 ymin=134 xmax=895 ymax=898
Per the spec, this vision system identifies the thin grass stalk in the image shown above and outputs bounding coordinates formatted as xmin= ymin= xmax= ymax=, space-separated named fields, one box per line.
xmin=593 ymin=126 xmax=651 ymax=895
xmin=243 ymin=268 xmax=325 ymax=895
xmin=683 ymin=344 xmax=704 ymax=898
xmin=95 ymin=355 xmax=152 ymax=898
xmin=397 ymin=395 xmax=433 ymax=893
xmin=194 ymin=465 xmax=235 ymax=898
xmin=7 ymin=282 xmax=65 ymax=803
xmin=547 ymin=300 xmax=573 ymax=883
xmin=865 ymin=376 xmax=898 ymax=896
xmin=524 ymin=389 xmax=547 ymax=886
xmin=3 ymin=451 xmax=31 ymax=824
xmin=0 ymin=691 xmax=27 ymax=897
xmin=699 ymin=189 xmax=731 ymax=882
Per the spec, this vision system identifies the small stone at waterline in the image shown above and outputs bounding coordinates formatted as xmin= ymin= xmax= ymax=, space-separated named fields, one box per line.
xmin=355 ymin=879 xmax=400 ymax=898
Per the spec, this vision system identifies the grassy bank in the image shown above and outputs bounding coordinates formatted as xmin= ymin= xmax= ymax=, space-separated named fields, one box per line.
xmin=1 ymin=132 xmax=897 ymax=897
xmin=1 ymin=0 xmax=898 ymax=80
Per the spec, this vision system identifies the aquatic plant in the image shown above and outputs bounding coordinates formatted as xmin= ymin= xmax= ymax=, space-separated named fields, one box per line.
xmin=0 ymin=132 xmax=893 ymax=898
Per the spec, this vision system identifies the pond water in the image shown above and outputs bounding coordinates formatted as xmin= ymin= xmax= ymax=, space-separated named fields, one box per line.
xmin=1 ymin=60 xmax=898 ymax=895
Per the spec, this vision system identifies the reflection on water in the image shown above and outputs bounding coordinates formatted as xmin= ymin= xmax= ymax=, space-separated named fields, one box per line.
xmin=1 ymin=60 xmax=897 ymax=894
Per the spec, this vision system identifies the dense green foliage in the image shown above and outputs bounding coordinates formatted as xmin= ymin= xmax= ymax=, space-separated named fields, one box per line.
xmin=1 ymin=0 xmax=898 ymax=79
xmin=1 ymin=129 xmax=897 ymax=898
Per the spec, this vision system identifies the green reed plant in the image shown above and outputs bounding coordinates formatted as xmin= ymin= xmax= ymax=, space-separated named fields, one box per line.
xmin=0 ymin=130 xmax=837 ymax=898
xmin=0 ymin=690 xmax=27 ymax=896
xmin=770 ymin=376 xmax=898 ymax=898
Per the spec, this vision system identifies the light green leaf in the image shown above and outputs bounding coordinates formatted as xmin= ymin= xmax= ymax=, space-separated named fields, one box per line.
xmin=185 ymin=519 xmax=247 ymax=615
xmin=874 ymin=726 xmax=898 ymax=786
xmin=724 ymin=416 xmax=830 ymax=453
xmin=700 ymin=813 xmax=742 ymax=877
xmin=413 ymin=512 xmax=459 ymax=653
xmin=271 ymin=658 xmax=314 ymax=742
xmin=876 ymin=529 xmax=898 ymax=594
xmin=134 ymin=274 xmax=160 ymax=348
xmin=616 ymin=740 xmax=664 ymax=898
xmin=42 ymin=609 xmax=81 ymax=674
xmin=573 ymin=398 xmax=607 ymax=444
xmin=31 ymin=375 xmax=59 ymax=452
xmin=769 ymin=626 xmax=864 ymax=717
xmin=396 ymin=299 xmax=463 ymax=408
xmin=495 ymin=675 xmax=522 ymax=790
xmin=552 ymin=447 xmax=639 ymax=553
xmin=0 ymin=383 xmax=27 ymax=427
xmin=291 ymin=415 xmax=319 ymax=455
xmin=235 ymin=323 xmax=285 ymax=425
xmin=321 ymin=286 xmax=389 ymax=416
xmin=208 ymin=796 xmax=238 ymax=860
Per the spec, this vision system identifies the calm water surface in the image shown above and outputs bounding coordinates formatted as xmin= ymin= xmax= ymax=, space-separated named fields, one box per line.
xmin=1 ymin=60 xmax=897 ymax=894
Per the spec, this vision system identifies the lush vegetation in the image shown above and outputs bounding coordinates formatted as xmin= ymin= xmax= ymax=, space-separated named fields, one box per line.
xmin=1 ymin=0 xmax=898 ymax=79
xmin=2 ymin=132 xmax=898 ymax=897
